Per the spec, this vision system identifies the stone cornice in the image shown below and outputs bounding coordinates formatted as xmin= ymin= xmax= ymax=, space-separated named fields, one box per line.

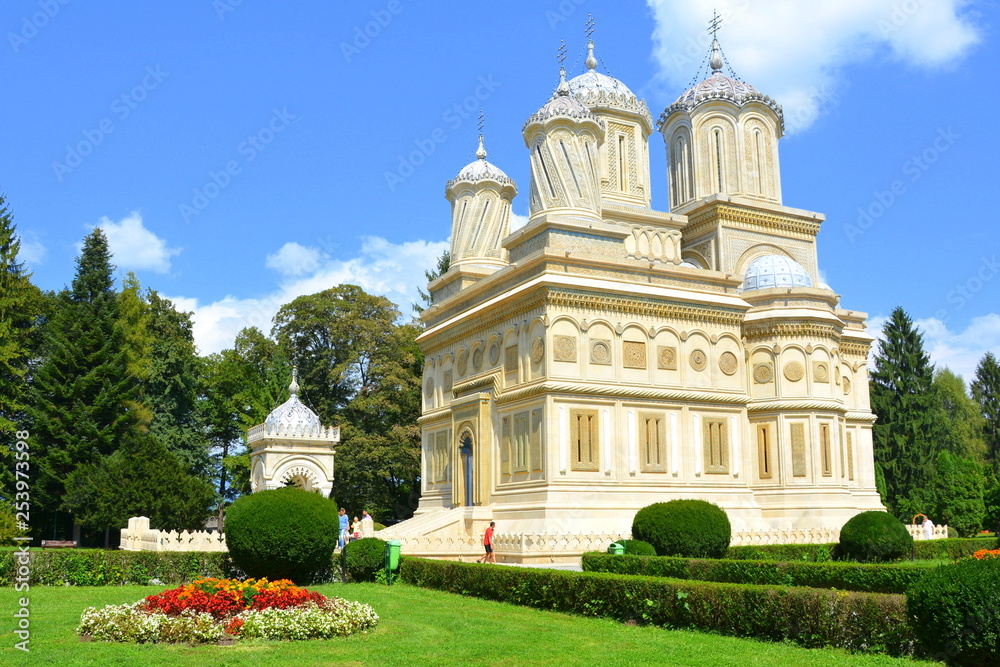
xmin=839 ymin=340 xmax=872 ymax=359
xmin=496 ymin=381 xmax=749 ymax=406
xmin=747 ymin=399 xmax=847 ymax=414
xmin=548 ymin=288 xmax=745 ymax=328
xmin=845 ymin=411 xmax=878 ymax=423
xmin=453 ymin=372 xmax=501 ymax=397
xmin=684 ymin=203 xmax=822 ymax=240
xmin=743 ymin=321 xmax=841 ymax=342
xmin=417 ymin=408 xmax=453 ymax=426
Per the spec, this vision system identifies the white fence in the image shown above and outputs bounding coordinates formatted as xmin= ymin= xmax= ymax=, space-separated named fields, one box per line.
xmin=906 ymin=523 xmax=948 ymax=540
xmin=119 ymin=516 xmax=227 ymax=552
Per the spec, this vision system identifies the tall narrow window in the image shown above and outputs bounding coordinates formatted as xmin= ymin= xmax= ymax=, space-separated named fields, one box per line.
xmin=671 ymin=138 xmax=680 ymax=205
xmin=820 ymin=423 xmax=832 ymax=477
xmin=570 ymin=409 xmax=599 ymax=471
xmin=753 ymin=129 xmax=764 ymax=195
xmin=530 ymin=409 xmax=543 ymax=473
xmin=513 ymin=412 xmax=529 ymax=473
xmin=535 ymin=144 xmax=556 ymax=197
xmin=703 ymin=418 xmax=729 ymax=474
xmin=713 ymin=129 xmax=724 ymax=193
xmin=756 ymin=423 xmax=773 ymax=479
xmin=846 ymin=431 xmax=855 ymax=481
xmin=559 ymin=140 xmax=582 ymax=199
xmin=682 ymin=136 xmax=692 ymax=200
xmin=584 ymin=141 xmax=597 ymax=189
xmin=618 ymin=135 xmax=627 ymax=192
xmin=500 ymin=417 xmax=511 ymax=478
xmin=469 ymin=199 xmax=490 ymax=250
xmin=640 ymin=413 xmax=666 ymax=472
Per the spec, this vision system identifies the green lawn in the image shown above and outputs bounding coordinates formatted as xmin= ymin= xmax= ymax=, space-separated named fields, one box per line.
xmin=0 ymin=583 xmax=935 ymax=666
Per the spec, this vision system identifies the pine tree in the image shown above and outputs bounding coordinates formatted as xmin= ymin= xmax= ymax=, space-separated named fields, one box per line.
xmin=870 ymin=307 xmax=939 ymax=517
xmin=933 ymin=368 xmax=987 ymax=462
xmin=413 ymin=249 xmax=450 ymax=314
xmin=28 ymin=229 xmax=137 ymax=540
xmin=971 ymin=352 xmax=1000 ymax=473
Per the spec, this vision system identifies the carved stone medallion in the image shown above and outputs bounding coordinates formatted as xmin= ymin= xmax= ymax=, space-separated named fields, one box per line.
xmin=424 ymin=378 xmax=434 ymax=398
xmin=472 ymin=347 xmax=483 ymax=371
xmin=489 ymin=343 xmax=500 ymax=366
xmin=554 ymin=335 xmax=576 ymax=362
xmin=813 ymin=361 xmax=829 ymax=383
xmin=530 ymin=337 xmax=545 ymax=365
xmin=623 ymin=341 xmax=646 ymax=369
xmin=719 ymin=351 xmax=738 ymax=376
xmin=783 ymin=361 xmax=804 ymax=382
xmin=843 ymin=376 xmax=852 ymax=395
xmin=590 ymin=339 xmax=612 ymax=365
xmin=753 ymin=363 xmax=774 ymax=384
xmin=443 ymin=371 xmax=452 ymax=391
xmin=689 ymin=349 xmax=707 ymax=371
xmin=456 ymin=349 xmax=468 ymax=376
xmin=657 ymin=345 xmax=677 ymax=370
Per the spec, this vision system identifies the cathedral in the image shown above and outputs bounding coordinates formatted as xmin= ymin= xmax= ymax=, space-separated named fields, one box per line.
xmin=381 ymin=33 xmax=884 ymax=562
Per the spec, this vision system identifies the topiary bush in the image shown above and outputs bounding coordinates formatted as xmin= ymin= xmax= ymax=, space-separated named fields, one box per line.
xmin=341 ymin=537 xmax=386 ymax=582
xmin=631 ymin=500 xmax=731 ymax=559
xmin=907 ymin=556 xmax=1000 ymax=665
xmin=837 ymin=511 xmax=912 ymax=563
xmin=615 ymin=539 xmax=656 ymax=556
xmin=224 ymin=487 xmax=339 ymax=584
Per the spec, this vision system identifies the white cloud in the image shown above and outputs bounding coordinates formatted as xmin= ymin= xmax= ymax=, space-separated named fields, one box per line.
xmin=510 ymin=212 xmax=529 ymax=231
xmin=265 ymin=242 xmax=325 ymax=277
xmin=174 ymin=236 xmax=449 ymax=355
xmin=866 ymin=312 xmax=1000 ymax=381
xmin=18 ymin=232 xmax=46 ymax=265
xmin=95 ymin=212 xmax=180 ymax=273
xmin=646 ymin=0 xmax=980 ymax=132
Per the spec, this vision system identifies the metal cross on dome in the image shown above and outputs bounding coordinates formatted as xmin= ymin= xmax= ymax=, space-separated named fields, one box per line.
xmin=585 ymin=13 xmax=595 ymax=39
xmin=557 ymin=39 xmax=567 ymax=65
xmin=708 ymin=9 xmax=723 ymax=38
xmin=477 ymin=109 xmax=485 ymax=135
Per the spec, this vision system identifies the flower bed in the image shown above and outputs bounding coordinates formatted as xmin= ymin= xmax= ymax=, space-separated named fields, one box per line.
xmin=971 ymin=548 xmax=1000 ymax=560
xmin=76 ymin=577 xmax=378 ymax=643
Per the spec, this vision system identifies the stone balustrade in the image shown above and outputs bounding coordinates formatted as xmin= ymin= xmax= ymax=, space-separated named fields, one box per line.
xmin=246 ymin=422 xmax=340 ymax=442
xmin=119 ymin=516 xmax=227 ymax=552
xmin=906 ymin=524 xmax=948 ymax=540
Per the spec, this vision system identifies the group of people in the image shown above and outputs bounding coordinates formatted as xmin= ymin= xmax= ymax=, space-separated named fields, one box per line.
xmin=337 ymin=508 xmax=375 ymax=549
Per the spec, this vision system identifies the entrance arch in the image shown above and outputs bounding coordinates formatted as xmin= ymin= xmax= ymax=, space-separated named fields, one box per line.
xmin=458 ymin=429 xmax=474 ymax=506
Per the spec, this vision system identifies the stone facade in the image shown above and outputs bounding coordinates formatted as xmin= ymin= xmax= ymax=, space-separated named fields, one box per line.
xmin=382 ymin=34 xmax=885 ymax=562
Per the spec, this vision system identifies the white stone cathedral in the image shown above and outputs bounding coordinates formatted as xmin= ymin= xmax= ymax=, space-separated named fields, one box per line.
xmin=381 ymin=34 xmax=884 ymax=562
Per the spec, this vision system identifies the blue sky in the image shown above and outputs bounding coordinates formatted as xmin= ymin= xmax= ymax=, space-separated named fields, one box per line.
xmin=2 ymin=0 xmax=997 ymax=381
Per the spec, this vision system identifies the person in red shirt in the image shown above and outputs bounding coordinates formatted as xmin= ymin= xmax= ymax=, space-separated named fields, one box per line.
xmin=477 ymin=521 xmax=496 ymax=564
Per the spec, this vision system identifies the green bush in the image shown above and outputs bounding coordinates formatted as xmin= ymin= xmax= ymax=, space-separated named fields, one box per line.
xmin=616 ymin=539 xmax=656 ymax=556
xmin=582 ymin=553 xmax=930 ymax=594
xmin=908 ymin=556 xmax=1000 ymax=665
xmin=225 ymin=487 xmax=339 ymax=583
xmin=400 ymin=557 xmax=915 ymax=656
xmin=0 ymin=503 xmax=26 ymax=546
xmin=726 ymin=543 xmax=835 ymax=561
xmin=838 ymin=511 xmax=913 ymax=562
xmin=0 ymin=549 xmax=237 ymax=586
xmin=341 ymin=537 xmax=386 ymax=582
xmin=632 ymin=500 xmax=731 ymax=558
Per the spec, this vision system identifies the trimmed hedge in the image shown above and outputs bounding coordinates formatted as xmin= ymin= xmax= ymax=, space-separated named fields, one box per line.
xmin=616 ymin=539 xmax=656 ymax=556
xmin=839 ymin=511 xmax=913 ymax=562
xmin=582 ymin=553 xmax=931 ymax=594
xmin=908 ymin=556 xmax=1000 ymax=665
xmin=341 ymin=537 xmax=386 ymax=582
xmin=0 ymin=549 xmax=237 ymax=586
xmin=725 ymin=537 xmax=996 ymax=562
xmin=632 ymin=500 xmax=730 ymax=558
xmin=400 ymin=557 xmax=916 ymax=656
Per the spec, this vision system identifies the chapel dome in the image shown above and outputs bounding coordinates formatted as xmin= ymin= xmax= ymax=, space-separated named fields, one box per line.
xmin=449 ymin=135 xmax=515 ymax=188
xmin=565 ymin=40 xmax=653 ymax=129
xmin=741 ymin=254 xmax=813 ymax=292
xmin=265 ymin=369 xmax=321 ymax=433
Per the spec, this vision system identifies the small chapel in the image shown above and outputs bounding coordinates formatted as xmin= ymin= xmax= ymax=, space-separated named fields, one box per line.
xmin=381 ymin=29 xmax=884 ymax=562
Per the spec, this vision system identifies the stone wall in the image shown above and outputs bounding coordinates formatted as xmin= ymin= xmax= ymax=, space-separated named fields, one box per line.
xmin=119 ymin=516 xmax=227 ymax=552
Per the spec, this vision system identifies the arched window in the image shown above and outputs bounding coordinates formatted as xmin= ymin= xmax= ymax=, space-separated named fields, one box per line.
xmin=753 ymin=129 xmax=764 ymax=196
xmin=713 ymin=129 xmax=724 ymax=193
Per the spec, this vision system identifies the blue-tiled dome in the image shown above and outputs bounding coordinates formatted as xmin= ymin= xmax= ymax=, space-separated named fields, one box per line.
xmin=741 ymin=254 xmax=813 ymax=292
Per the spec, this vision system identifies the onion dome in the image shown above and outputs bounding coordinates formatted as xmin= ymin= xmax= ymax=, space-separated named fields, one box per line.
xmin=741 ymin=255 xmax=813 ymax=292
xmin=447 ymin=134 xmax=516 ymax=189
xmin=523 ymin=67 xmax=603 ymax=132
xmin=567 ymin=40 xmax=653 ymax=128
xmin=660 ymin=38 xmax=784 ymax=133
xmin=265 ymin=367 xmax=321 ymax=433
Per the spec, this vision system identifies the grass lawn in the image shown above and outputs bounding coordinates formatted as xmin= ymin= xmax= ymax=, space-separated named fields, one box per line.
xmin=0 ymin=583 xmax=935 ymax=667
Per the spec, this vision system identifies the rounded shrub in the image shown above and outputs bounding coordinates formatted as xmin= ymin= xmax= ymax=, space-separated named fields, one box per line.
xmin=615 ymin=539 xmax=656 ymax=556
xmin=907 ymin=556 xmax=1000 ymax=665
xmin=341 ymin=537 xmax=386 ymax=582
xmin=631 ymin=500 xmax=731 ymax=558
xmin=224 ymin=487 xmax=339 ymax=583
xmin=837 ymin=511 xmax=912 ymax=562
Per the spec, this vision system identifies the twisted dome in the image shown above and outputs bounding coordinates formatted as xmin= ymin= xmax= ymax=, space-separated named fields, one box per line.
xmin=449 ymin=134 xmax=515 ymax=188
xmin=741 ymin=254 xmax=813 ymax=292
xmin=265 ymin=369 xmax=321 ymax=433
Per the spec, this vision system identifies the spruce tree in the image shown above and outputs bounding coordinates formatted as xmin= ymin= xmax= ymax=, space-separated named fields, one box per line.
xmin=28 ymin=229 xmax=136 ymax=540
xmin=870 ymin=307 xmax=938 ymax=517
xmin=971 ymin=352 xmax=1000 ymax=473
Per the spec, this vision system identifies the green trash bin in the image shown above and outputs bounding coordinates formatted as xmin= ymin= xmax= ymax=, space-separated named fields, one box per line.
xmin=608 ymin=542 xmax=625 ymax=556
xmin=385 ymin=539 xmax=402 ymax=585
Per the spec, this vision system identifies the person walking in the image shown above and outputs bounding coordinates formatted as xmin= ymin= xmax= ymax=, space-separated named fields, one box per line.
xmin=350 ymin=516 xmax=361 ymax=543
xmin=922 ymin=516 xmax=935 ymax=540
xmin=360 ymin=510 xmax=375 ymax=538
xmin=477 ymin=521 xmax=496 ymax=564
xmin=337 ymin=508 xmax=349 ymax=550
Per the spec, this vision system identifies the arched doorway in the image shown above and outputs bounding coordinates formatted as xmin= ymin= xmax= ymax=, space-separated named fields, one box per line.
xmin=459 ymin=430 xmax=474 ymax=506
